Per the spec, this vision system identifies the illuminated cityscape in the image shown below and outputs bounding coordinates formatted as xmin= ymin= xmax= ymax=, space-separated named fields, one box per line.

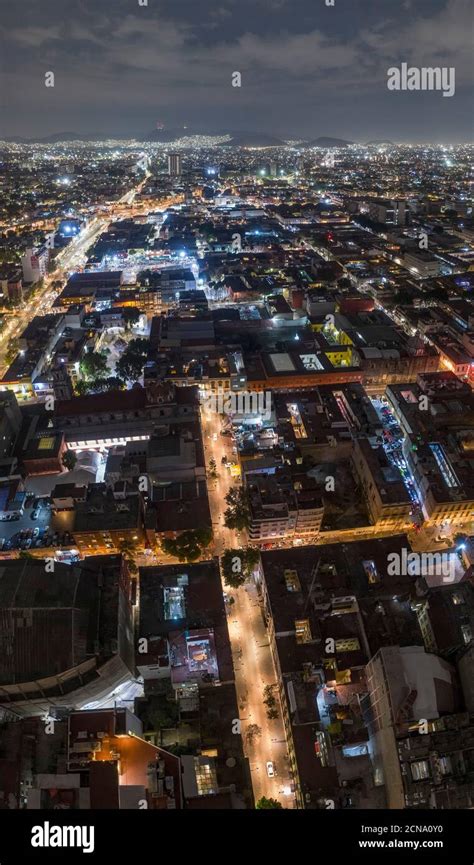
xmin=0 ymin=0 xmax=473 ymax=851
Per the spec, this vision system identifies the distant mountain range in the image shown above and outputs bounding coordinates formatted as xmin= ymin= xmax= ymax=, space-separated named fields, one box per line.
xmin=2 ymin=129 xmax=354 ymax=147
xmin=2 ymin=132 xmax=107 ymax=143
xmin=142 ymin=128 xmax=286 ymax=146
xmin=307 ymin=137 xmax=352 ymax=148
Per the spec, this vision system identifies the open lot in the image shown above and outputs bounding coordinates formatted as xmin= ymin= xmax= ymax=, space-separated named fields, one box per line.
xmin=0 ymin=496 xmax=74 ymax=551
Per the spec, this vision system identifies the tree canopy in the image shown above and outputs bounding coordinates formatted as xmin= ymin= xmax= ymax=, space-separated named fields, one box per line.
xmin=62 ymin=450 xmax=77 ymax=471
xmin=116 ymin=337 xmax=148 ymax=383
xmin=160 ymin=528 xmax=212 ymax=562
xmin=256 ymin=797 xmax=283 ymax=810
xmin=224 ymin=486 xmax=250 ymax=531
xmin=221 ymin=547 xmax=260 ymax=588
xmin=80 ymin=350 xmax=109 ymax=381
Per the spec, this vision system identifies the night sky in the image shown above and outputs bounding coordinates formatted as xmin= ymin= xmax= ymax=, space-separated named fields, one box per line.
xmin=0 ymin=0 xmax=472 ymax=141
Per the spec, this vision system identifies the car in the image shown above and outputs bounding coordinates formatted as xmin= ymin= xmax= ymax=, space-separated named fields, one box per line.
xmin=24 ymin=539 xmax=32 ymax=549
xmin=266 ymin=761 xmax=275 ymax=778
xmin=31 ymin=508 xmax=40 ymax=520
xmin=33 ymin=527 xmax=40 ymax=538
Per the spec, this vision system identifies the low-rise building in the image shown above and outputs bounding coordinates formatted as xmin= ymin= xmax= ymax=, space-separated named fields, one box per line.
xmin=0 ymin=555 xmax=135 ymax=716
xmin=247 ymin=470 xmax=324 ymax=543
xmin=352 ymin=438 xmax=412 ymax=530
xmin=71 ymin=483 xmax=145 ymax=555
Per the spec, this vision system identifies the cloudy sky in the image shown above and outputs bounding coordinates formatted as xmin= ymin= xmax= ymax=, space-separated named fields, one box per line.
xmin=0 ymin=0 xmax=472 ymax=140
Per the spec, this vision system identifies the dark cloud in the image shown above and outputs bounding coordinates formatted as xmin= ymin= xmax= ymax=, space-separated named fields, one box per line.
xmin=0 ymin=0 xmax=472 ymax=140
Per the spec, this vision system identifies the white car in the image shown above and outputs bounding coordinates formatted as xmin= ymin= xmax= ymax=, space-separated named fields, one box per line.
xmin=266 ymin=761 xmax=275 ymax=778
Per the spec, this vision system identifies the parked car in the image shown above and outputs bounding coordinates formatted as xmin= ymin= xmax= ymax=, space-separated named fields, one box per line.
xmin=31 ymin=508 xmax=40 ymax=520
xmin=266 ymin=761 xmax=275 ymax=778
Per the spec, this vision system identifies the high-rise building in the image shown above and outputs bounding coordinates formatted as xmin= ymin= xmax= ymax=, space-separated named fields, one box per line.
xmin=367 ymin=198 xmax=407 ymax=226
xmin=21 ymin=246 xmax=49 ymax=284
xmin=168 ymin=153 xmax=182 ymax=176
xmin=0 ymin=391 xmax=22 ymax=458
xmin=364 ymin=645 xmax=466 ymax=807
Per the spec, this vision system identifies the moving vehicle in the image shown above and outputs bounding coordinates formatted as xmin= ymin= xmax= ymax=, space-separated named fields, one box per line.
xmin=266 ymin=761 xmax=275 ymax=778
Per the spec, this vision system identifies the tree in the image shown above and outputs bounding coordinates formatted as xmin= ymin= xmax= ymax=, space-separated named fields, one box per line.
xmin=122 ymin=307 xmax=141 ymax=329
xmin=194 ymin=527 xmax=213 ymax=547
xmin=75 ymin=376 xmax=125 ymax=395
xmin=117 ymin=538 xmax=139 ymax=574
xmin=224 ymin=486 xmax=250 ymax=531
xmin=245 ymin=724 xmax=262 ymax=744
xmin=221 ymin=547 xmax=260 ymax=588
xmin=116 ymin=337 xmax=148 ymax=383
xmin=263 ymin=685 xmax=276 ymax=707
xmin=266 ymin=707 xmax=279 ymax=720
xmin=208 ymin=457 xmax=218 ymax=479
xmin=74 ymin=380 xmax=88 ymax=396
xmin=161 ymin=528 xmax=212 ymax=562
xmin=80 ymin=350 xmax=108 ymax=381
xmin=5 ymin=337 xmax=19 ymax=364
xmin=256 ymin=797 xmax=283 ymax=810
xmin=62 ymin=450 xmax=77 ymax=472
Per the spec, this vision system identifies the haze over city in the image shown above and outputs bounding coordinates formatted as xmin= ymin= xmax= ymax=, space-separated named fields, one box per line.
xmin=1 ymin=0 xmax=473 ymax=142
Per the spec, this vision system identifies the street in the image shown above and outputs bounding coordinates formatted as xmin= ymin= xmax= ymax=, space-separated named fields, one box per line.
xmin=201 ymin=403 xmax=295 ymax=807
xmin=0 ymin=174 xmax=150 ymax=379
